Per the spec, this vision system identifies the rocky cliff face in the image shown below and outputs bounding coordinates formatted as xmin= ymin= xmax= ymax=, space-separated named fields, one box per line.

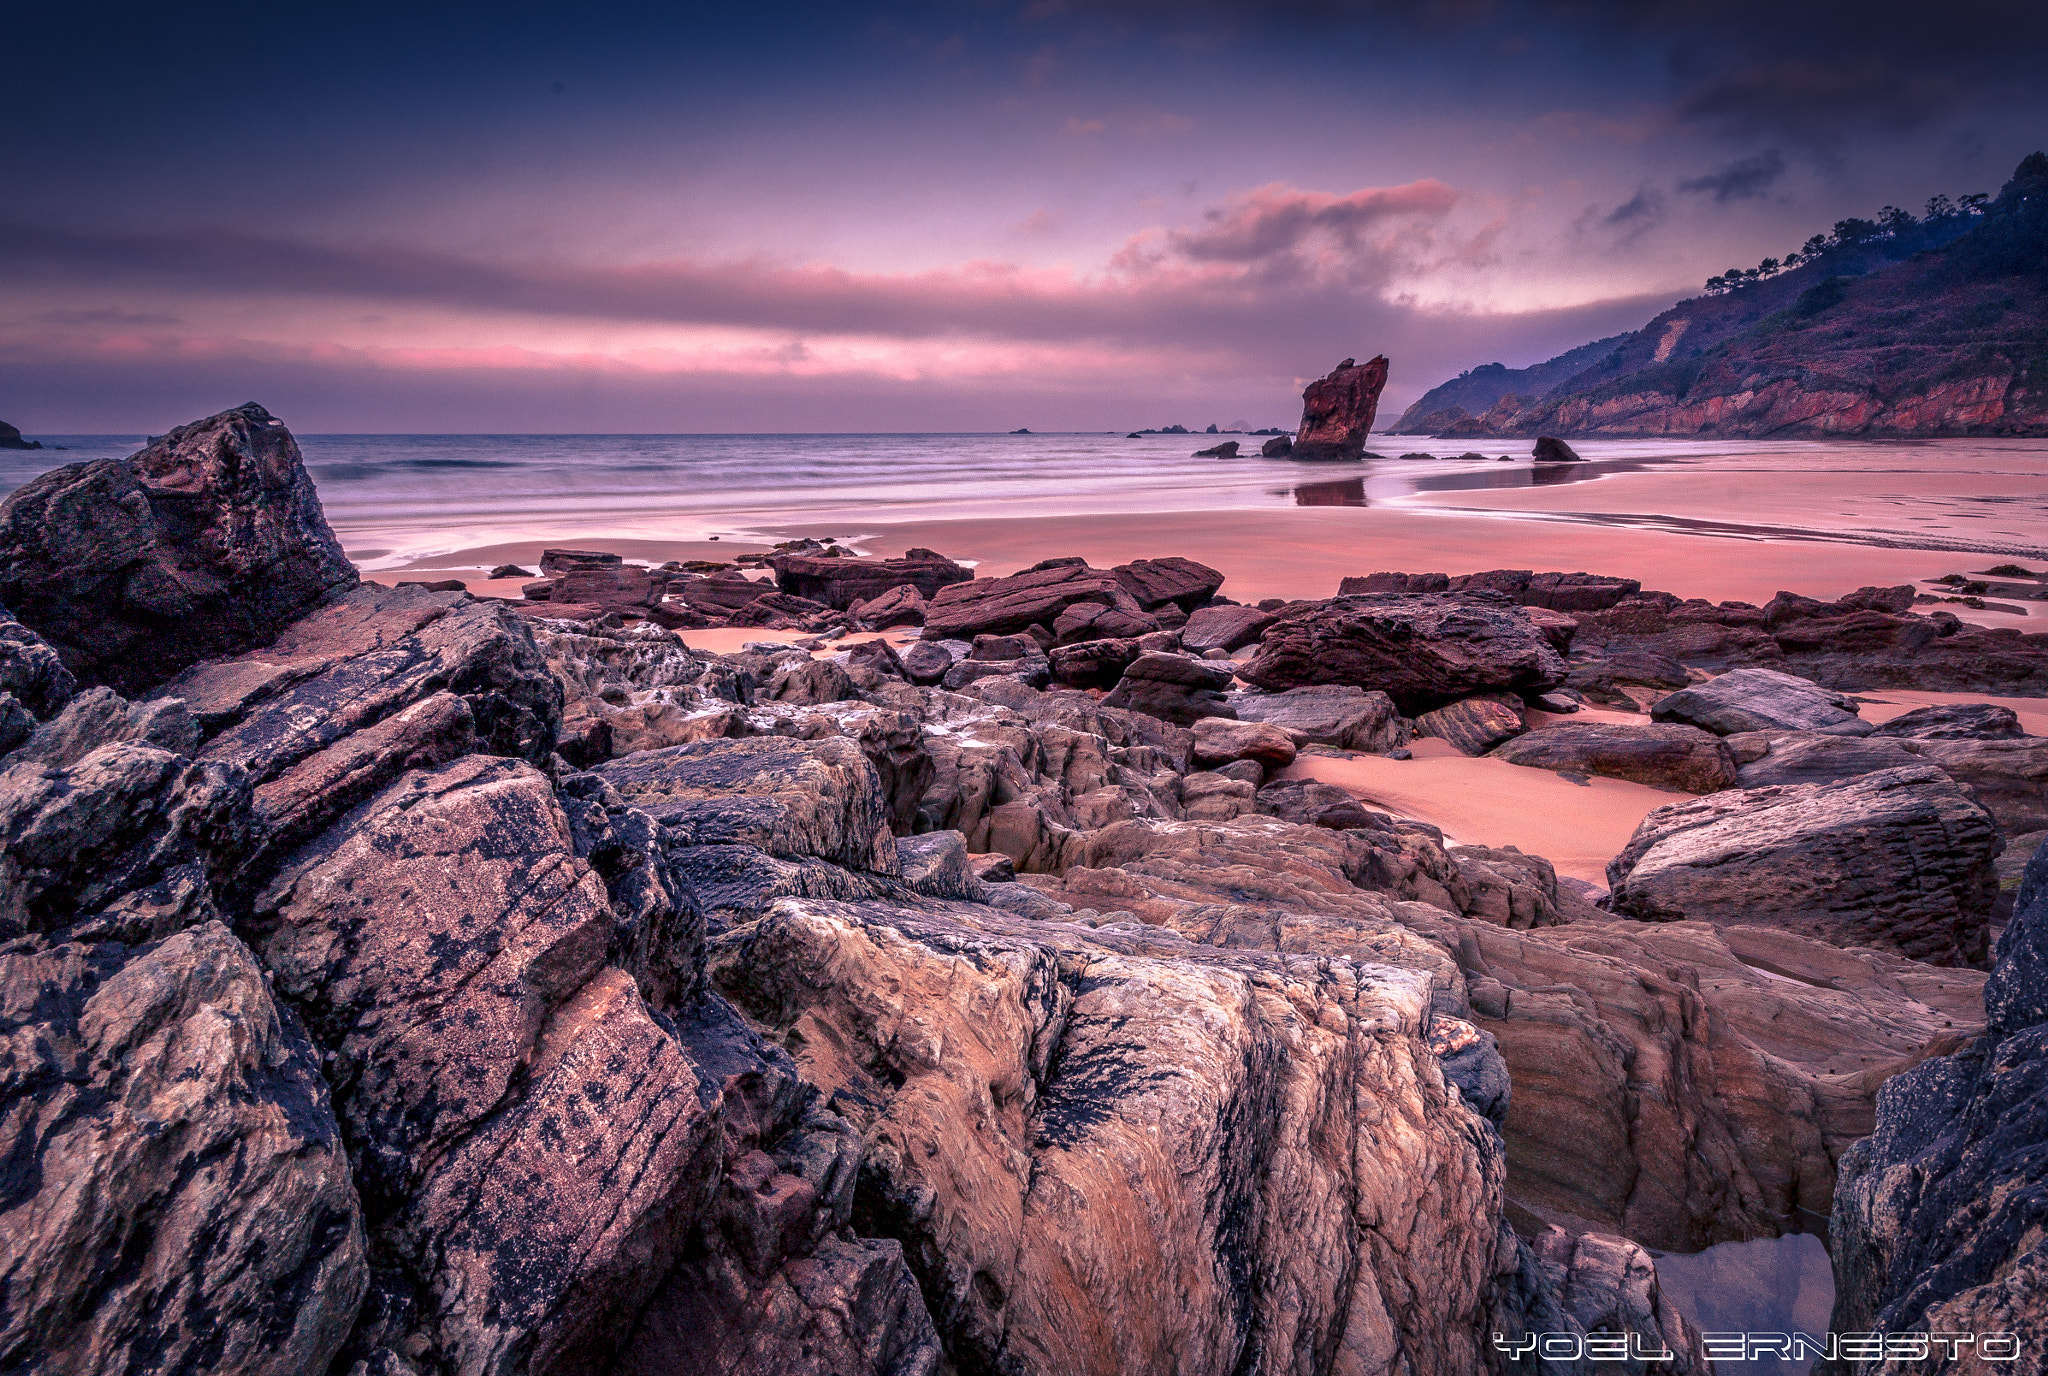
xmin=1398 ymin=153 xmax=2048 ymax=440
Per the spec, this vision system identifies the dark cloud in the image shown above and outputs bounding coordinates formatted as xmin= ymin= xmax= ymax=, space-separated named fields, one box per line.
xmin=1672 ymin=62 xmax=1961 ymax=142
xmin=1676 ymin=149 xmax=1786 ymax=203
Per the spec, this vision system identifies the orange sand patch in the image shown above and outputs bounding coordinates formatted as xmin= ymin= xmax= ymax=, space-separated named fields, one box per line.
xmin=1277 ymin=748 xmax=1691 ymax=886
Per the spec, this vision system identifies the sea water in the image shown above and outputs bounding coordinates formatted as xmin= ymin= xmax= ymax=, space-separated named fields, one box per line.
xmin=7 ymin=431 xmax=2047 ymax=572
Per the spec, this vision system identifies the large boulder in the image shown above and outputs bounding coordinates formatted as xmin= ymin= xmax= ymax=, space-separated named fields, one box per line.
xmin=1228 ymin=684 xmax=1409 ymax=752
xmin=1650 ymin=667 xmax=1873 ymax=736
xmin=1180 ymin=603 xmax=1277 ymax=653
xmin=0 ymin=921 xmax=367 ymax=1376
xmin=0 ymin=403 xmax=359 ymax=695
xmin=923 ymin=560 xmax=1158 ymax=642
xmin=1101 ymin=651 xmax=1236 ymax=726
xmin=769 ymin=551 xmax=971 ymax=610
xmin=1873 ymin=702 xmax=2026 ymax=740
xmin=1731 ymin=732 xmax=1925 ymax=789
xmin=1238 ymin=594 xmax=1567 ymax=714
xmin=1490 ymin=721 xmax=1737 ymax=793
xmin=1190 ymin=716 xmax=1297 ymax=771
xmin=1414 ymin=695 xmax=1525 ymax=756
xmin=1825 ymin=836 xmax=2048 ymax=1363
xmin=1110 ymin=556 xmax=1224 ymax=613
xmin=1895 ymin=736 xmax=2048 ymax=837
xmin=1292 ymin=356 xmax=1389 ymax=460
xmin=1608 ymin=766 xmax=2002 ymax=967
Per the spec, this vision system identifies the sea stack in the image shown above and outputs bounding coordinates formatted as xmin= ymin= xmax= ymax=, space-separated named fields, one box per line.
xmin=0 ymin=420 xmax=41 ymax=450
xmin=1293 ymin=355 xmax=1389 ymax=460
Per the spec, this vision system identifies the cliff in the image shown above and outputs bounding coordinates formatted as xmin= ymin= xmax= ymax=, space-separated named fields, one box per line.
xmin=1399 ymin=152 xmax=2048 ymax=440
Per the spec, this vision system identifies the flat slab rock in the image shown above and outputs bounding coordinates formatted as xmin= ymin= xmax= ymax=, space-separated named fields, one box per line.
xmin=1227 ymin=683 xmax=1409 ymax=752
xmin=1608 ymin=764 xmax=2001 ymax=967
xmin=1651 ymin=667 xmax=1874 ymax=736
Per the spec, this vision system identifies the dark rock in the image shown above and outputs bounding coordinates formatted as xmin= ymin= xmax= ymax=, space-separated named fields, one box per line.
xmin=767 ymin=658 xmax=860 ymax=705
xmin=1193 ymin=441 xmax=1240 ymax=457
xmin=1894 ymin=736 xmax=2048 ymax=837
xmin=540 ymin=548 xmax=622 ymax=572
xmin=0 ymin=921 xmax=367 ymax=1375
xmin=1651 ymin=667 xmax=1873 ymax=736
xmin=1733 ymin=732 xmax=1924 ymax=789
xmin=842 ymin=637 xmax=908 ymax=682
xmin=1238 ymin=593 xmax=1567 ymax=714
xmin=0 ymin=420 xmax=42 ymax=450
xmin=1338 ymin=572 xmax=1451 ymax=595
xmin=1532 ymin=436 xmax=1583 ymax=462
xmin=1873 ymin=702 xmax=2026 ymax=740
xmin=1180 ymin=603 xmax=1277 ymax=653
xmin=852 ymin=582 xmax=926 ymax=629
xmin=590 ymin=736 xmax=898 ymax=872
xmin=970 ymin=632 xmax=1039 ymax=661
xmin=1112 ymin=556 xmax=1225 ymax=613
xmin=1259 ymin=434 xmax=1294 ymax=456
xmin=894 ymin=829 xmax=980 ymax=900
xmin=924 ymin=562 xmax=1156 ymax=641
xmin=769 ymin=552 xmax=971 ymax=610
xmin=942 ymin=655 xmax=1052 ymax=692
xmin=396 ymin=578 xmax=467 ymax=593
xmin=1291 ymin=355 xmax=1389 ymax=460
xmin=1519 ymin=572 xmax=1642 ymax=612
xmin=679 ymin=573 xmax=775 ymax=614
xmin=1049 ymin=598 xmax=1159 ymax=645
xmin=1824 ymin=835 xmax=2048 ymax=1363
xmin=1255 ymin=778 xmax=1385 ymax=831
xmin=1228 ymin=684 xmax=1409 ymax=752
xmin=1608 ymin=765 xmax=2001 ymax=967
xmin=1490 ymin=721 xmax=1737 ymax=792
xmin=1190 ymin=717 xmax=1297 ymax=771
xmin=1102 ymin=652 xmax=1236 ymax=726
xmin=1414 ymin=695 xmax=1525 ymax=755
xmin=0 ymin=608 xmax=77 ymax=718
xmin=488 ymin=563 xmax=532 ymax=579
xmin=1047 ymin=636 xmax=1140 ymax=689
xmin=898 ymin=639 xmax=960 ymax=686
xmin=0 ymin=403 xmax=358 ymax=696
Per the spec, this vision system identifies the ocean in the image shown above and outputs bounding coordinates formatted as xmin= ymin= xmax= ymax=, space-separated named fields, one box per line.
xmin=8 ymin=431 xmax=2048 ymax=573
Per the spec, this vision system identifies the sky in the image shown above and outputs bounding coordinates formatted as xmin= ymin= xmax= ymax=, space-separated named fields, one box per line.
xmin=4 ymin=0 xmax=2044 ymax=434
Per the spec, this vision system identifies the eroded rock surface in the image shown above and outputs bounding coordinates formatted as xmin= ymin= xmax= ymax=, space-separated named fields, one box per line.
xmin=1490 ymin=721 xmax=1735 ymax=793
xmin=1609 ymin=766 xmax=2001 ymax=967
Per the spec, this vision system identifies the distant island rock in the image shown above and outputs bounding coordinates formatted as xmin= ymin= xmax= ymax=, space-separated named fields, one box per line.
xmin=1396 ymin=151 xmax=2048 ymax=440
xmin=0 ymin=420 xmax=43 ymax=450
xmin=1009 ymin=427 xmax=1032 ymax=434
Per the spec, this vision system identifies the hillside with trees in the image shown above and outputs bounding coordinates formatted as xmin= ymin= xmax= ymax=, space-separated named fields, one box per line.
xmin=1395 ymin=152 xmax=2048 ymax=438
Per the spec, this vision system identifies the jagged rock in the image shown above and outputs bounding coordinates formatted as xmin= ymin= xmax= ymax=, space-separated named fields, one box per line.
xmin=1048 ymin=598 xmax=1158 ymax=645
xmin=1518 ymin=572 xmax=1642 ymax=612
xmin=1339 ymin=572 xmax=1451 ymax=596
xmin=853 ymin=582 xmax=927 ymax=629
xmin=1240 ymin=593 xmax=1566 ymax=714
xmin=1046 ymin=636 xmax=1139 ymax=688
xmin=1292 ymin=355 xmax=1389 ymax=460
xmin=1531 ymin=436 xmax=1582 ymax=462
xmin=0 ymin=609 xmax=76 ymax=718
xmin=710 ymin=894 xmax=1555 ymax=1376
xmin=1259 ymin=434 xmax=1293 ymax=456
xmin=1193 ymin=440 xmax=1239 ymax=457
xmin=0 ymin=420 xmax=41 ymax=450
xmin=842 ymin=637 xmax=909 ymax=683
xmin=540 ymin=548 xmax=622 ymax=572
xmin=591 ymin=736 xmax=899 ymax=873
xmin=1490 ymin=721 xmax=1736 ymax=792
xmin=941 ymin=654 xmax=1051 ymax=691
xmin=769 ymin=552 xmax=971 ymax=610
xmin=0 ymin=403 xmax=358 ymax=695
xmin=679 ymin=572 xmax=775 ymax=613
xmin=1180 ymin=603 xmax=1277 ymax=653
xmin=1414 ymin=695 xmax=1525 ymax=755
xmin=1190 ymin=716 xmax=1297 ymax=770
xmin=0 ymin=921 xmax=367 ymax=1376
xmin=1873 ymin=702 xmax=2026 ymax=740
xmin=1101 ymin=651 xmax=1236 ymax=726
xmin=924 ymin=561 xmax=1157 ymax=641
xmin=1608 ymin=765 xmax=2001 ymax=966
xmin=149 ymin=584 xmax=561 ymax=861
xmin=1651 ymin=667 xmax=1873 ymax=736
xmin=1111 ymin=556 xmax=1225 ymax=612
xmin=1228 ymin=684 xmax=1410 ymax=752
xmin=1824 ymin=836 xmax=2048 ymax=1368
xmin=1449 ymin=845 xmax=1583 ymax=930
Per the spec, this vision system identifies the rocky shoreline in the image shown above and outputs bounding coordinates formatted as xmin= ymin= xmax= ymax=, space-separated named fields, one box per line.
xmin=3 ymin=404 xmax=2043 ymax=1374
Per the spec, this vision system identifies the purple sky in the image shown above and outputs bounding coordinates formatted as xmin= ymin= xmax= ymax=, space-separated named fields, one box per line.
xmin=5 ymin=1 xmax=2043 ymax=433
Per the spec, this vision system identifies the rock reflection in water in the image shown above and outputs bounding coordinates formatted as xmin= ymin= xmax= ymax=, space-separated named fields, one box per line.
xmin=1412 ymin=458 xmax=1656 ymax=493
xmin=1291 ymin=476 xmax=1368 ymax=506
xmin=1649 ymin=1232 xmax=1834 ymax=1375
